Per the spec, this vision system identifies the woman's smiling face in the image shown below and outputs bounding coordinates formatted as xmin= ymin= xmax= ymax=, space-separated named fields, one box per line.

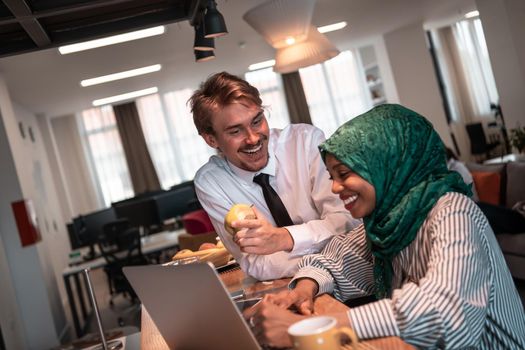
xmin=325 ymin=153 xmax=376 ymax=219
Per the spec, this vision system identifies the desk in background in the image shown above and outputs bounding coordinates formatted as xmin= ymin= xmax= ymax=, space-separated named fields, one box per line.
xmin=140 ymin=268 xmax=414 ymax=349
xmin=63 ymin=229 xmax=186 ymax=338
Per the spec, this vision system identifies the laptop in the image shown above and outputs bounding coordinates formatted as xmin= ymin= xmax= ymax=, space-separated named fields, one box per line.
xmin=123 ymin=263 xmax=261 ymax=350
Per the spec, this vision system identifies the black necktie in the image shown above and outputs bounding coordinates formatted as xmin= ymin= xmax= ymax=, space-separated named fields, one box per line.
xmin=253 ymin=173 xmax=294 ymax=227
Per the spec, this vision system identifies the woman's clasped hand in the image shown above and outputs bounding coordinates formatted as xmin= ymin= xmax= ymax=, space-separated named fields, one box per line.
xmin=242 ymin=281 xmax=315 ymax=347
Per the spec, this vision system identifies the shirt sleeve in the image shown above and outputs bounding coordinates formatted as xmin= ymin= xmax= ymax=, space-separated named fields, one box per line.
xmin=290 ymin=224 xmax=375 ymax=300
xmin=195 ymin=171 xmax=300 ymax=280
xmin=348 ymin=203 xmax=492 ymax=348
xmin=287 ymin=127 xmax=361 ymax=257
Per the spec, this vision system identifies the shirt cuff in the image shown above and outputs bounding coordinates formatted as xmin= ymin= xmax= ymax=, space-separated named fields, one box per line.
xmin=289 ymin=266 xmax=334 ymax=296
xmin=348 ymin=299 xmax=400 ymax=339
xmin=287 ymin=224 xmax=316 ymax=256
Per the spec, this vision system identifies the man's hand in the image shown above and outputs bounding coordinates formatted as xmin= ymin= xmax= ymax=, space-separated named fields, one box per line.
xmin=232 ymin=206 xmax=294 ymax=254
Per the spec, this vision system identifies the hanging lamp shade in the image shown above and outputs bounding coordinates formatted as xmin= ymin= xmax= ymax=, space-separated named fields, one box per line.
xmin=204 ymin=0 xmax=228 ymax=38
xmin=274 ymin=26 xmax=340 ymax=74
xmin=243 ymin=0 xmax=316 ymax=49
xmin=194 ymin=49 xmax=215 ymax=62
xmin=194 ymin=24 xmax=215 ymax=51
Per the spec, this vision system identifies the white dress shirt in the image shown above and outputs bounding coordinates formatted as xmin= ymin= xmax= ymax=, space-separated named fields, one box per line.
xmin=195 ymin=124 xmax=359 ymax=280
xmin=292 ymin=193 xmax=525 ymax=348
xmin=447 ymin=158 xmax=479 ymax=201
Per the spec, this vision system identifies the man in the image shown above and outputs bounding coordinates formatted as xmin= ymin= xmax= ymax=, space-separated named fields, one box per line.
xmin=190 ymin=72 xmax=359 ymax=280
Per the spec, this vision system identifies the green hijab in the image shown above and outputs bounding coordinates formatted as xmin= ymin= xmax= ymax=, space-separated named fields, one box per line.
xmin=319 ymin=104 xmax=471 ymax=298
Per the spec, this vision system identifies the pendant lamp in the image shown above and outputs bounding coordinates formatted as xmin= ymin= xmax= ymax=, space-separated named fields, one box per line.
xmin=243 ymin=0 xmax=316 ymax=49
xmin=274 ymin=26 xmax=340 ymax=73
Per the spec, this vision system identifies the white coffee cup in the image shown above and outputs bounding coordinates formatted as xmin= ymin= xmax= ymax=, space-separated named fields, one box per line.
xmin=287 ymin=316 xmax=358 ymax=350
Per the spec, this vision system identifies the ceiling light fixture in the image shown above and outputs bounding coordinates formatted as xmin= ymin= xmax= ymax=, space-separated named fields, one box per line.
xmin=317 ymin=21 xmax=347 ymax=34
xmin=194 ymin=23 xmax=215 ymax=51
xmin=194 ymin=50 xmax=215 ymax=62
xmin=92 ymin=87 xmax=158 ymax=106
xmin=285 ymin=37 xmax=296 ymax=45
xmin=80 ymin=64 xmax=162 ymax=87
xmin=204 ymin=0 xmax=228 ymax=38
xmin=274 ymin=26 xmax=340 ymax=74
xmin=243 ymin=0 xmax=316 ymax=49
xmin=464 ymin=10 xmax=479 ymax=19
xmin=59 ymin=26 xmax=166 ymax=55
xmin=248 ymin=59 xmax=276 ymax=71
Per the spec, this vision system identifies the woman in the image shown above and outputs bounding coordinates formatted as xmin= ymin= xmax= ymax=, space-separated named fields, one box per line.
xmin=245 ymin=104 xmax=525 ymax=349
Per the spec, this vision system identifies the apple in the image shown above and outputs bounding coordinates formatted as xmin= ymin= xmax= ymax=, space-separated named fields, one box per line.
xmin=224 ymin=204 xmax=256 ymax=235
xmin=198 ymin=242 xmax=217 ymax=251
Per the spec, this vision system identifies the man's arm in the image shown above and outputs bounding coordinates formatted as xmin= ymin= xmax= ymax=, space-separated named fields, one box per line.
xmin=232 ymin=206 xmax=294 ymax=254
xmin=195 ymin=173 xmax=300 ymax=280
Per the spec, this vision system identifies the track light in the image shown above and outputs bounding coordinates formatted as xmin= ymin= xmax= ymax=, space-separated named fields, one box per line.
xmin=194 ymin=23 xmax=215 ymax=51
xmin=195 ymin=50 xmax=215 ymax=62
xmin=204 ymin=0 xmax=228 ymax=38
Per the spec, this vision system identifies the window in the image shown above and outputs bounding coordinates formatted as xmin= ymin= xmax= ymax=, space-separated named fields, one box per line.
xmin=162 ymin=89 xmax=215 ymax=180
xmin=452 ymin=18 xmax=498 ymax=117
xmin=80 ymin=106 xmax=133 ymax=206
xmin=135 ymin=94 xmax=181 ymax=188
xmin=299 ymin=50 xmax=369 ymax=137
xmin=245 ymin=68 xmax=290 ymax=129
xmin=431 ymin=18 xmax=499 ymax=122
xmin=136 ymin=89 xmax=215 ymax=189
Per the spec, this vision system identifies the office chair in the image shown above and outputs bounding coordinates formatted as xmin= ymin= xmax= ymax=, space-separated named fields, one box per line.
xmin=98 ymin=220 xmax=149 ymax=306
xmin=182 ymin=209 xmax=214 ymax=235
xmin=465 ymin=122 xmax=500 ymax=161
xmin=178 ymin=209 xmax=218 ymax=251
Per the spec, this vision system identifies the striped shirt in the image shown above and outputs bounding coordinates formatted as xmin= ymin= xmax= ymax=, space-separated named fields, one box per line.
xmin=292 ymin=193 xmax=525 ymax=349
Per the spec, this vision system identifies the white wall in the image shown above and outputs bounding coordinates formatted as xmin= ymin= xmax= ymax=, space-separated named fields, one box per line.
xmin=0 ymin=115 xmax=27 ymax=350
xmin=0 ymin=74 xmax=68 ymax=349
xmin=374 ymin=37 xmax=400 ymax=104
xmin=383 ymin=21 xmax=453 ymax=147
xmin=12 ymin=103 xmax=71 ymax=315
xmin=345 ymin=35 xmax=400 ymax=107
xmin=476 ymin=0 xmax=525 ymax=131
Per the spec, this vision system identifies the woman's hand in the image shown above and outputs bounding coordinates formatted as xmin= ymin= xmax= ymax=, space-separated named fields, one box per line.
xmin=265 ymin=279 xmax=318 ymax=315
xmin=243 ymin=300 xmax=307 ymax=348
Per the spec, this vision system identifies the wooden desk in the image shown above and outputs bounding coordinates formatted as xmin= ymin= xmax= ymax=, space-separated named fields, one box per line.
xmin=64 ymin=229 xmax=185 ymax=338
xmin=141 ymin=268 xmax=413 ymax=349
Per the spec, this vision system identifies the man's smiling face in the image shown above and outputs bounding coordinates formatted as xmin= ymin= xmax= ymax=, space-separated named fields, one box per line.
xmin=202 ymin=100 xmax=270 ymax=172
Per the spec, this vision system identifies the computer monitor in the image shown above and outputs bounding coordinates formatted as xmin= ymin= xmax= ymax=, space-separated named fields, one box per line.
xmin=78 ymin=207 xmax=117 ymax=259
xmin=66 ymin=222 xmax=83 ymax=250
xmin=112 ymin=197 xmax=160 ymax=234
xmin=154 ymin=183 xmax=200 ymax=223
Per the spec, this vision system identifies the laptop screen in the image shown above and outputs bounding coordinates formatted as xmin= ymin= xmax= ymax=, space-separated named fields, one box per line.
xmin=123 ymin=263 xmax=261 ymax=350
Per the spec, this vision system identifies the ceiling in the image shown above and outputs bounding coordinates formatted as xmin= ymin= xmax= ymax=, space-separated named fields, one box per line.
xmin=0 ymin=0 xmax=205 ymax=57
xmin=0 ymin=0 xmax=476 ymax=118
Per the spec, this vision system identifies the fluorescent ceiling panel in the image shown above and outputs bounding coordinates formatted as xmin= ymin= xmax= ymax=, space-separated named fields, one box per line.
xmin=59 ymin=26 xmax=165 ymax=54
xmin=81 ymin=64 xmax=162 ymax=87
xmin=317 ymin=21 xmax=347 ymax=34
xmin=92 ymin=87 xmax=158 ymax=106
xmin=248 ymin=59 xmax=276 ymax=71
xmin=464 ymin=11 xmax=479 ymax=18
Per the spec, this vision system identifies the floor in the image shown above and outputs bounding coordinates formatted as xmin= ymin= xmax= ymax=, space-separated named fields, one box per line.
xmin=84 ymin=268 xmax=142 ymax=333
xmin=60 ymin=268 xmax=142 ymax=348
